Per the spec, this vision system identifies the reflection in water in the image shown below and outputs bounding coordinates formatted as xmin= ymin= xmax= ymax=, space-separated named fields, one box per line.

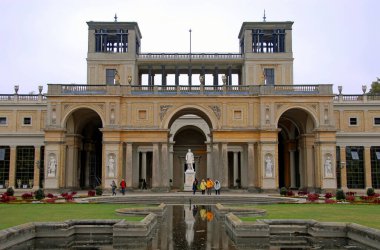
xmin=9 ymin=205 xmax=373 ymax=249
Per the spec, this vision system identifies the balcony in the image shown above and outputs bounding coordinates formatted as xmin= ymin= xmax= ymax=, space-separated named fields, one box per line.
xmin=138 ymin=53 xmax=243 ymax=62
xmin=47 ymin=84 xmax=333 ymax=96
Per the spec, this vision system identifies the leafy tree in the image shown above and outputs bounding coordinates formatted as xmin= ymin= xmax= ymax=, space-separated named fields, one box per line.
xmin=368 ymin=78 xmax=380 ymax=94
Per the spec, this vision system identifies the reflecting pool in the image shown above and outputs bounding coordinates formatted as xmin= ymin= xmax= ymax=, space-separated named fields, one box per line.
xmin=9 ymin=204 xmax=374 ymax=249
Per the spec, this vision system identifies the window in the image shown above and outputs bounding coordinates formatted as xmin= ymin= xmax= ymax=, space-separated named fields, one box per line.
xmin=106 ymin=69 xmax=116 ymax=85
xmin=349 ymin=117 xmax=357 ymax=126
xmin=0 ymin=146 xmax=10 ymax=188
xmin=23 ymin=117 xmax=31 ymax=125
xmin=371 ymin=147 xmax=380 ymax=188
xmin=264 ymin=68 xmax=274 ymax=85
xmin=0 ymin=117 xmax=6 ymax=125
xmin=374 ymin=117 xmax=380 ymax=125
xmin=15 ymin=146 xmax=35 ymax=188
xmin=95 ymin=29 xmax=128 ymax=53
xmin=346 ymin=146 xmax=364 ymax=189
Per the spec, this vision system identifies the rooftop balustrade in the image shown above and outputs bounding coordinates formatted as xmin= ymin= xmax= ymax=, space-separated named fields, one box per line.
xmin=46 ymin=84 xmax=334 ymax=96
xmin=138 ymin=53 xmax=243 ymax=61
xmin=0 ymin=94 xmax=46 ymax=103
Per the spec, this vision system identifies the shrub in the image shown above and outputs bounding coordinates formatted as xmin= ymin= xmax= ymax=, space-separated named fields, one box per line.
xmin=325 ymin=198 xmax=336 ymax=204
xmin=1 ymin=193 xmax=10 ymax=202
xmin=64 ymin=194 xmax=74 ymax=201
xmin=88 ymin=190 xmax=96 ymax=197
xmin=280 ymin=187 xmax=287 ymax=196
xmin=346 ymin=191 xmax=356 ymax=196
xmin=47 ymin=193 xmax=55 ymax=198
xmin=21 ymin=192 xmax=34 ymax=200
xmin=324 ymin=193 xmax=333 ymax=199
xmin=298 ymin=191 xmax=308 ymax=196
xmin=336 ymin=189 xmax=345 ymax=201
xmin=95 ymin=186 xmax=103 ymax=196
xmin=45 ymin=198 xmax=56 ymax=203
xmin=6 ymin=187 xmax=14 ymax=196
xmin=34 ymin=188 xmax=45 ymax=200
xmin=307 ymin=193 xmax=320 ymax=202
xmin=286 ymin=190 xmax=294 ymax=197
xmin=346 ymin=195 xmax=355 ymax=202
xmin=367 ymin=187 xmax=375 ymax=197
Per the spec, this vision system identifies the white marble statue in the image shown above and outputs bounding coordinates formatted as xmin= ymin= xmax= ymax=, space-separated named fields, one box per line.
xmin=185 ymin=149 xmax=194 ymax=171
xmin=324 ymin=156 xmax=333 ymax=177
xmin=48 ymin=155 xmax=56 ymax=177
xmin=108 ymin=155 xmax=115 ymax=177
xmin=265 ymin=155 xmax=273 ymax=177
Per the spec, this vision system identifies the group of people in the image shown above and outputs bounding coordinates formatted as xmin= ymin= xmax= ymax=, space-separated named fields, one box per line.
xmin=192 ymin=178 xmax=221 ymax=195
xmin=110 ymin=179 xmax=126 ymax=196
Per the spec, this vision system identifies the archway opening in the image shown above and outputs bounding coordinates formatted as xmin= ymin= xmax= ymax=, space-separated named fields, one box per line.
xmin=65 ymin=108 xmax=103 ymax=189
xmin=170 ymin=113 xmax=211 ymax=190
xmin=277 ymin=108 xmax=316 ymax=190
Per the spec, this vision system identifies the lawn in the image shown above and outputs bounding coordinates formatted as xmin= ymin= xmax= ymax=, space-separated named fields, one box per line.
xmin=0 ymin=203 xmax=148 ymax=230
xmin=237 ymin=204 xmax=380 ymax=229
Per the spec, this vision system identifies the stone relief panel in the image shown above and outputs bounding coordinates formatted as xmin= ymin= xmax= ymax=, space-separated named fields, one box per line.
xmin=131 ymin=103 xmax=154 ymax=127
xmin=47 ymin=153 xmax=57 ymax=178
xmin=160 ymin=105 xmax=173 ymax=121
xmin=227 ymin=103 xmax=248 ymax=127
xmin=208 ymin=105 xmax=221 ymax=120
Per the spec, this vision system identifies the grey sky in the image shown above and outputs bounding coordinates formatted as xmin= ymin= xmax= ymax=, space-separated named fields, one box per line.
xmin=0 ymin=0 xmax=379 ymax=94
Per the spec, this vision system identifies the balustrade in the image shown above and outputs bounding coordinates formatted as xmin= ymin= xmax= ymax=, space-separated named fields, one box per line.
xmin=138 ymin=53 xmax=243 ymax=60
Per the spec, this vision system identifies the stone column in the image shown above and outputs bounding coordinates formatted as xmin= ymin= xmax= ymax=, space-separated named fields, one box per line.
xmin=364 ymin=146 xmax=372 ymax=189
xmin=85 ymin=150 xmax=91 ymax=187
xmin=233 ymin=151 xmax=239 ymax=187
xmin=247 ymin=143 xmax=255 ymax=189
xmin=9 ymin=146 xmax=16 ymax=188
xmin=206 ymin=143 xmax=213 ymax=179
xmin=221 ymin=143 xmax=228 ymax=188
xmin=33 ymin=146 xmax=41 ymax=189
xmin=188 ymin=66 xmax=192 ymax=85
xmin=340 ymin=147 xmax=347 ymax=190
xmin=141 ymin=152 xmax=147 ymax=181
xmin=125 ymin=143 xmax=133 ymax=188
xmin=169 ymin=143 xmax=174 ymax=187
xmin=161 ymin=143 xmax=169 ymax=189
xmin=289 ymin=149 xmax=296 ymax=188
xmin=152 ymin=143 xmax=160 ymax=189
xmin=212 ymin=143 xmax=220 ymax=181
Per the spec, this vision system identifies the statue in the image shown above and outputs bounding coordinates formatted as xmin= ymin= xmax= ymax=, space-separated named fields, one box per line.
xmin=108 ymin=155 xmax=115 ymax=177
xmin=185 ymin=149 xmax=194 ymax=171
xmin=48 ymin=155 xmax=56 ymax=177
xmin=114 ymin=70 xmax=120 ymax=85
xmin=265 ymin=155 xmax=273 ymax=177
xmin=324 ymin=156 xmax=333 ymax=177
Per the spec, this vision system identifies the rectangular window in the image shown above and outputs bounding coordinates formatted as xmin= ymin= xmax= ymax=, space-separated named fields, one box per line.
xmin=15 ymin=146 xmax=35 ymax=188
xmin=23 ymin=117 xmax=31 ymax=125
xmin=349 ymin=117 xmax=357 ymax=126
xmin=106 ymin=69 xmax=116 ymax=85
xmin=374 ymin=117 xmax=380 ymax=125
xmin=346 ymin=146 xmax=364 ymax=189
xmin=0 ymin=117 xmax=6 ymax=125
xmin=264 ymin=68 xmax=274 ymax=85
xmin=371 ymin=147 xmax=380 ymax=188
xmin=0 ymin=146 xmax=10 ymax=187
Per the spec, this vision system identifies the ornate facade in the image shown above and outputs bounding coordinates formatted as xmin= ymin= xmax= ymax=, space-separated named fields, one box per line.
xmin=0 ymin=19 xmax=379 ymax=192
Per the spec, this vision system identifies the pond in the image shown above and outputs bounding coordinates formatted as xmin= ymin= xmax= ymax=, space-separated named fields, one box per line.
xmin=8 ymin=204 xmax=374 ymax=249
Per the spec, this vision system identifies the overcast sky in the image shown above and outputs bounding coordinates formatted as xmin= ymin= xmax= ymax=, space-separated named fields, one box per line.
xmin=0 ymin=0 xmax=379 ymax=94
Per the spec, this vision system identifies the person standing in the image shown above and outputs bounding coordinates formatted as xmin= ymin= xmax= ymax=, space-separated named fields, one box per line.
xmin=192 ymin=179 xmax=197 ymax=195
xmin=200 ymin=179 xmax=206 ymax=195
xmin=120 ymin=179 xmax=126 ymax=195
xmin=214 ymin=180 xmax=221 ymax=195
xmin=111 ymin=180 xmax=117 ymax=196
xmin=206 ymin=178 xmax=214 ymax=195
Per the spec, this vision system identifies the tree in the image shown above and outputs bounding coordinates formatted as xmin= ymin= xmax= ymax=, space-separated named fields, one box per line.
xmin=368 ymin=78 xmax=380 ymax=94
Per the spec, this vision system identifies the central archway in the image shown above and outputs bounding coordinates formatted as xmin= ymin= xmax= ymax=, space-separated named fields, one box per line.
xmin=65 ymin=108 xmax=103 ymax=189
xmin=277 ymin=108 xmax=316 ymax=190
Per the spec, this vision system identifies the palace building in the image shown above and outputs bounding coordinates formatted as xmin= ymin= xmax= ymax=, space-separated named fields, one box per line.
xmin=0 ymin=18 xmax=379 ymax=193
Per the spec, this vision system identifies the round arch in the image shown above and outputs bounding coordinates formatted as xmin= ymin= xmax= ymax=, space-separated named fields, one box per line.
xmin=275 ymin=106 xmax=318 ymax=134
xmin=61 ymin=105 xmax=105 ymax=129
xmin=161 ymin=105 xmax=219 ymax=130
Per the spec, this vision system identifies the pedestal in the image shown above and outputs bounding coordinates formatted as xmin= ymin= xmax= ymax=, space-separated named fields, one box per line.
xmin=184 ymin=170 xmax=196 ymax=191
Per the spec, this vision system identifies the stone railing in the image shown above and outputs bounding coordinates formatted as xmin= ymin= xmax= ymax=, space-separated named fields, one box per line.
xmin=138 ymin=53 xmax=243 ymax=60
xmin=0 ymin=94 xmax=46 ymax=103
xmin=334 ymin=94 xmax=380 ymax=103
xmin=47 ymin=84 xmax=333 ymax=96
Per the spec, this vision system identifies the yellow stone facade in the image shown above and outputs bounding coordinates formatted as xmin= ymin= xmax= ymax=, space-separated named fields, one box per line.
xmin=0 ymin=19 xmax=379 ymax=193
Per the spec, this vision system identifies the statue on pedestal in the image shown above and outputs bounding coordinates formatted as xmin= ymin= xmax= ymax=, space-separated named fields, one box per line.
xmin=185 ymin=149 xmax=194 ymax=172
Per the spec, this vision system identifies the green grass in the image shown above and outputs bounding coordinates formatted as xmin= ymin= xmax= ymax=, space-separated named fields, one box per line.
xmin=237 ymin=204 xmax=380 ymax=229
xmin=0 ymin=203 xmax=148 ymax=230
